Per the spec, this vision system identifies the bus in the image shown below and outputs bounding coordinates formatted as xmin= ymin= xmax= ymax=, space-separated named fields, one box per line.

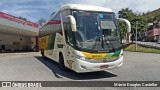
xmin=39 ymin=4 xmax=131 ymax=73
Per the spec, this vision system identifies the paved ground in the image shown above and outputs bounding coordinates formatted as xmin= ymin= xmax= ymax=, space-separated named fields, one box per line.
xmin=0 ymin=52 xmax=160 ymax=90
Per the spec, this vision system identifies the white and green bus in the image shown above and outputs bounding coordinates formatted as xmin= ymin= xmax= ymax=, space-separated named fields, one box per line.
xmin=39 ymin=4 xmax=131 ymax=73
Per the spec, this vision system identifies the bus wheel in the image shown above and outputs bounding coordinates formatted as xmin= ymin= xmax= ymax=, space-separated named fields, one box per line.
xmin=41 ymin=49 xmax=46 ymax=59
xmin=59 ymin=54 xmax=67 ymax=70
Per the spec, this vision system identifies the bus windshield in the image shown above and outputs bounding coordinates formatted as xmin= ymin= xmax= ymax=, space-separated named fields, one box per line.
xmin=72 ymin=10 xmax=121 ymax=52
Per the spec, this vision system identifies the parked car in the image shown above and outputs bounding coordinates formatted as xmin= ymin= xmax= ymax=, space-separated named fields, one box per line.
xmin=157 ymin=40 xmax=160 ymax=44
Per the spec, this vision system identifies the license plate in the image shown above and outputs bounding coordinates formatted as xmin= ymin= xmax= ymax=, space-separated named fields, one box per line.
xmin=100 ymin=65 xmax=109 ymax=69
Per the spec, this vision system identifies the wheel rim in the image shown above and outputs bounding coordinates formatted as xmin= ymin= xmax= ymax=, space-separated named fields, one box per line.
xmin=59 ymin=56 xmax=65 ymax=69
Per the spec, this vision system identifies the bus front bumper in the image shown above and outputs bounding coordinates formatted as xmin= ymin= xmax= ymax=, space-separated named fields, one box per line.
xmin=74 ymin=56 xmax=123 ymax=73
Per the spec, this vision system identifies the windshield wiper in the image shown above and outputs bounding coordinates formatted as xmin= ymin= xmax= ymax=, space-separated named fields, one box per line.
xmin=101 ymin=35 xmax=104 ymax=48
xmin=96 ymin=14 xmax=105 ymax=48
xmin=92 ymin=36 xmax=100 ymax=49
xmin=103 ymin=35 xmax=116 ymax=52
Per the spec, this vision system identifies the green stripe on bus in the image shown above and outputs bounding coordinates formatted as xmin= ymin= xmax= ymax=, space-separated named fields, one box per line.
xmin=112 ymin=50 xmax=121 ymax=56
xmin=105 ymin=50 xmax=121 ymax=57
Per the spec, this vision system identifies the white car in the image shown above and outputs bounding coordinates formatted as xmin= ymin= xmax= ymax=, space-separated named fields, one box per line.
xmin=157 ymin=40 xmax=160 ymax=44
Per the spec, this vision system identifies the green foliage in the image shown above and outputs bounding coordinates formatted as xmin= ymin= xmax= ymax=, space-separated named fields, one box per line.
xmin=144 ymin=8 xmax=160 ymax=23
xmin=124 ymin=44 xmax=160 ymax=54
xmin=118 ymin=8 xmax=147 ymax=38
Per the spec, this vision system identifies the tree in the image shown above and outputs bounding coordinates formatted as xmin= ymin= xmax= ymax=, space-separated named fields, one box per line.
xmin=118 ymin=8 xmax=147 ymax=40
xmin=38 ymin=18 xmax=46 ymax=26
xmin=19 ymin=16 xmax=27 ymax=20
xmin=118 ymin=8 xmax=136 ymax=39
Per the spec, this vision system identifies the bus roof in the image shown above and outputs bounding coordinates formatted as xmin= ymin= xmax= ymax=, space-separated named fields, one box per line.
xmin=40 ymin=4 xmax=113 ymax=29
xmin=61 ymin=4 xmax=113 ymax=12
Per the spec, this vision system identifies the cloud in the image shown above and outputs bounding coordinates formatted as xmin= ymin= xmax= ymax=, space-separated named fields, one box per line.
xmin=0 ymin=2 xmax=2 ymax=5
xmin=2 ymin=9 xmax=39 ymax=15
xmin=134 ymin=0 xmax=160 ymax=12
xmin=62 ymin=0 xmax=160 ymax=13
xmin=0 ymin=0 xmax=159 ymax=22
xmin=0 ymin=0 xmax=52 ymax=22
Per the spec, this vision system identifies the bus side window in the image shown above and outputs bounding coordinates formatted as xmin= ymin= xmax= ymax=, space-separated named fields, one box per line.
xmin=58 ymin=31 xmax=62 ymax=35
xmin=66 ymin=22 xmax=73 ymax=45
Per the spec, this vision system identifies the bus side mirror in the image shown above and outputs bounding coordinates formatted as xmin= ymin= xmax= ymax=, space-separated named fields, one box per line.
xmin=118 ymin=18 xmax=131 ymax=33
xmin=66 ymin=15 xmax=77 ymax=32
xmin=118 ymin=18 xmax=131 ymax=43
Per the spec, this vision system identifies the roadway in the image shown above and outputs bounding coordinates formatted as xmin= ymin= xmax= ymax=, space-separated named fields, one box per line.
xmin=135 ymin=41 xmax=160 ymax=48
xmin=0 ymin=52 xmax=160 ymax=90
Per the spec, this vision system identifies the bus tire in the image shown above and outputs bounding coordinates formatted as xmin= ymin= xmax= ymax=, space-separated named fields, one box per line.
xmin=59 ymin=54 xmax=67 ymax=70
xmin=41 ymin=49 xmax=46 ymax=59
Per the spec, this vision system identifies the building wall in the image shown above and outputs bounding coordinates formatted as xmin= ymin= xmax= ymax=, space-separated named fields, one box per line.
xmin=31 ymin=37 xmax=37 ymax=51
xmin=0 ymin=12 xmax=39 ymax=52
xmin=146 ymin=28 xmax=160 ymax=41
xmin=0 ymin=33 xmax=31 ymax=51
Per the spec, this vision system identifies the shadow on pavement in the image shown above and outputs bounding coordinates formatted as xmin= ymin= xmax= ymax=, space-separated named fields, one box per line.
xmin=35 ymin=56 xmax=117 ymax=80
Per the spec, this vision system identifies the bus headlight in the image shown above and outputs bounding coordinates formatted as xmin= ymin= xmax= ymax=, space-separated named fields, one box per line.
xmin=119 ymin=53 xmax=123 ymax=58
xmin=75 ymin=54 xmax=86 ymax=61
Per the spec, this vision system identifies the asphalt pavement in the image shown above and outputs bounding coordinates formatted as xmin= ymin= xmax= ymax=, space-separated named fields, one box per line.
xmin=0 ymin=51 xmax=160 ymax=90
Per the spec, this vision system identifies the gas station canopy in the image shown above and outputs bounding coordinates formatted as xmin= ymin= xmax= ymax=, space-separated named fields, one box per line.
xmin=0 ymin=12 xmax=39 ymax=37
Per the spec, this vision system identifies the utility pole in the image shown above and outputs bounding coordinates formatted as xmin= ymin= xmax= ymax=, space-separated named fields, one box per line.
xmin=135 ymin=21 xmax=138 ymax=51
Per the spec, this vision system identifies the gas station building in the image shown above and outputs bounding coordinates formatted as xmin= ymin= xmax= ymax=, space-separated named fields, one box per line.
xmin=0 ymin=12 xmax=39 ymax=52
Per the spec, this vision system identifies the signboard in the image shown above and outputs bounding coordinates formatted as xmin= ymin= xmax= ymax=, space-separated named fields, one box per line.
xmin=0 ymin=12 xmax=38 ymax=28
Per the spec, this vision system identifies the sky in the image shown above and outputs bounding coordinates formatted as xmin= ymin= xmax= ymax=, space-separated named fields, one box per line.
xmin=0 ymin=0 xmax=160 ymax=23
